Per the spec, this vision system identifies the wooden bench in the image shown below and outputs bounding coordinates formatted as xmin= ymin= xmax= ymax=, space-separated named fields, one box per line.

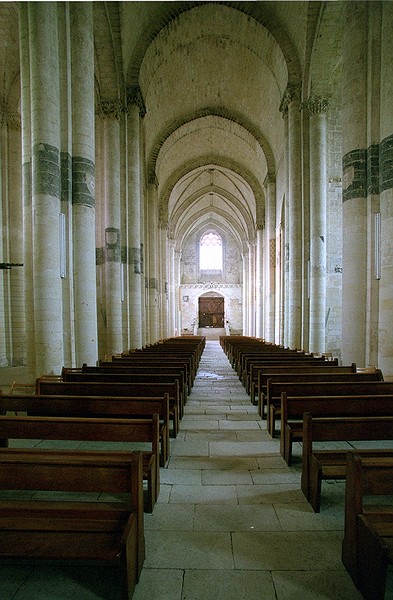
xmin=236 ymin=348 xmax=304 ymax=378
xmin=0 ymin=413 xmax=160 ymax=514
xmin=109 ymin=356 xmax=194 ymax=392
xmin=301 ymin=412 xmax=393 ymax=511
xmin=61 ymin=370 xmax=187 ymax=417
xmin=264 ymin=375 xmax=387 ymax=434
xmin=282 ymin=393 xmax=393 ymax=466
xmin=243 ymin=354 xmax=331 ymax=392
xmin=248 ymin=362 xmax=353 ymax=403
xmin=0 ymin=448 xmax=145 ymax=598
xmin=83 ymin=362 xmax=191 ymax=396
xmin=342 ymin=453 xmax=393 ymax=600
xmin=0 ymin=393 xmax=170 ymax=467
xmin=123 ymin=348 xmax=198 ymax=381
xmin=220 ymin=338 xmax=284 ymax=366
xmin=36 ymin=379 xmax=180 ymax=438
xmin=246 ymin=357 xmax=340 ymax=398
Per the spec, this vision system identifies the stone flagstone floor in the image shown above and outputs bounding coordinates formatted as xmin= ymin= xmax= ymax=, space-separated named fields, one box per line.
xmin=2 ymin=340 xmax=391 ymax=599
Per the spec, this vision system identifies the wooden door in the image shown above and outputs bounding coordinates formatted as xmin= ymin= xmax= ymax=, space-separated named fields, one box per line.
xmin=199 ymin=297 xmax=224 ymax=328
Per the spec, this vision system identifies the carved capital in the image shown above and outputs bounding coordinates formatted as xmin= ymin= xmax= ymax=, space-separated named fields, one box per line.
xmin=303 ymin=94 xmax=329 ymax=115
xmin=127 ymin=85 xmax=146 ymax=118
xmin=279 ymin=81 xmax=302 ymax=115
xmin=99 ymin=99 xmax=124 ymax=120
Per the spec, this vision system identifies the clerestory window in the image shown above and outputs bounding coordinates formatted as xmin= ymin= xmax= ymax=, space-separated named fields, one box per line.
xmin=200 ymin=232 xmax=223 ymax=271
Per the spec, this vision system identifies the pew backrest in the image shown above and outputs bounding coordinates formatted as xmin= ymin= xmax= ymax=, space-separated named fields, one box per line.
xmin=264 ymin=379 xmax=393 ymax=432
xmin=0 ymin=393 xmax=170 ymax=467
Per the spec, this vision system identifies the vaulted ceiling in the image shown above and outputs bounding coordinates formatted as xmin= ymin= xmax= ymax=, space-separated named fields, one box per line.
xmin=0 ymin=1 xmax=342 ymax=257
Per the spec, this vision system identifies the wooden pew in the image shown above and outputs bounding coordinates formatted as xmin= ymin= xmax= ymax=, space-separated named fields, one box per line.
xmin=109 ymin=356 xmax=194 ymax=392
xmin=36 ymin=379 xmax=181 ymax=438
xmin=83 ymin=362 xmax=191 ymax=396
xmin=0 ymin=393 xmax=170 ymax=467
xmin=282 ymin=393 xmax=393 ymax=466
xmin=0 ymin=413 xmax=160 ymax=514
xmin=124 ymin=348 xmax=198 ymax=381
xmin=0 ymin=448 xmax=145 ymax=598
xmin=236 ymin=348 xmax=304 ymax=378
xmin=219 ymin=337 xmax=279 ymax=366
xmin=342 ymin=453 xmax=393 ymax=600
xmin=264 ymin=374 xmax=386 ymax=434
xmin=62 ymin=370 xmax=186 ymax=417
xmin=242 ymin=353 xmax=329 ymax=389
xmin=248 ymin=361 xmax=350 ymax=402
xmin=301 ymin=412 xmax=393 ymax=511
xmin=246 ymin=357 xmax=340 ymax=397
xmin=157 ymin=335 xmax=206 ymax=363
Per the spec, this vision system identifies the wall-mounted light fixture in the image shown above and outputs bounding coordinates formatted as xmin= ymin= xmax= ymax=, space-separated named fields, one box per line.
xmin=0 ymin=262 xmax=23 ymax=270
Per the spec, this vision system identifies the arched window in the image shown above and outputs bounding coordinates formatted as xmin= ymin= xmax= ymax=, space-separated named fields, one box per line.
xmin=200 ymin=231 xmax=223 ymax=271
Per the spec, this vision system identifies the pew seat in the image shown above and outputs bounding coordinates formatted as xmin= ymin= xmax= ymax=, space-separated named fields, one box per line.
xmin=0 ymin=448 xmax=145 ymax=599
xmin=301 ymin=412 xmax=393 ymax=512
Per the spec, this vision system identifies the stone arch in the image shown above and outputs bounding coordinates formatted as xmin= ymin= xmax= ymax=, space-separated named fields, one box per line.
xmin=159 ymin=155 xmax=265 ymax=231
xmin=147 ymin=108 xmax=276 ymax=184
xmin=170 ymin=184 xmax=255 ymax=245
xmin=125 ymin=2 xmax=301 ymax=86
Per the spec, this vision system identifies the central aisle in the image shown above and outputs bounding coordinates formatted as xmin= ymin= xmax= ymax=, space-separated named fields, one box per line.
xmin=135 ymin=341 xmax=363 ymax=600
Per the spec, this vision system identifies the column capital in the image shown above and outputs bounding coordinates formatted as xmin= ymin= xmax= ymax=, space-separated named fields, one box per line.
xmin=303 ymin=94 xmax=329 ymax=115
xmin=279 ymin=81 xmax=302 ymax=115
xmin=148 ymin=171 xmax=159 ymax=186
xmin=263 ymin=172 xmax=276 ymax=187
xmin=256 ymin=218 xmax=265 ymax=230
xmin=99 ymin=99 xmax=124 ymax=120
xmin=127 ymin=85 xmax=146 ymax=118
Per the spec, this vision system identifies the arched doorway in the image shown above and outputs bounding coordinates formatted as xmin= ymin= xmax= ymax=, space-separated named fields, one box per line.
xmin=198 ymin=292 xmax=225 ymax=328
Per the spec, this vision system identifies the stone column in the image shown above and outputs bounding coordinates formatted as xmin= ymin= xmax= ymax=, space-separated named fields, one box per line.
xmin=19 ymin=3 xmax=35 ymax=377
xmin=101 ymin=101 xmax=122 ymax=355
xmin=306 ymin=95 xmax=328 ymax=354
xmin=3 ymin=114 xmax=24 ymax=366
xmin=264 ymin=174 xmax=276 ymax=342
xmin=147 ymin=180 xmax=159 ymax=343
xmin=280 ymin=82 xmax=303 ymax=350
xmin=29 ymin=2 xmax=64 ymax=375
xmin=379 ymin=1 xmax=393 ymax=374
xmin=242 ymin=248 xmax=249 ymax=335
xmin=70 ymin=2 xmax=97 ymax=365
xmin=276 ymin=223 xmax=284 ymax=345
xmin=158 ymin=222 xmax=169 ymax=339
xmin=168 ymin=238 xmax=177 ymax=336
xmin=174 ymin=249 xmax=182 ymax=336
xmin=248 ymin=241 xmax=255 ymax=336
xmin=0 ymin=115 xmax=7 ymax=366
xmin=279 ymin=98 xmax=290 ymax=347
xmin=255 ymin=227 xmax=264 ymax=338
xmin=126 ymin=86 xmax=145 ymax=349
xmin=341 ymin=1 xmax=368 ymax=366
